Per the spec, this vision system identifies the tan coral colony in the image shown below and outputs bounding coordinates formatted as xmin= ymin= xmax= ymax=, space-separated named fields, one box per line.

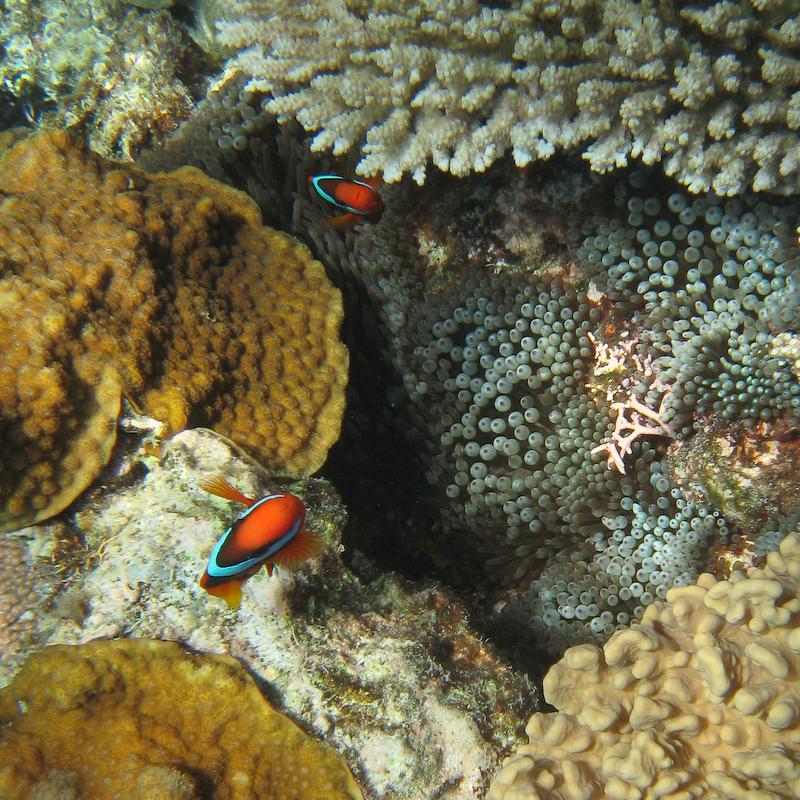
xmin=488 ymin=528 xmax=800 ymax=800
xmin=0 ymin=131 xmax=347 ymax=532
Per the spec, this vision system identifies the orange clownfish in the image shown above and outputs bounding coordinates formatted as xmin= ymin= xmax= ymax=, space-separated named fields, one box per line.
xmin=309 ymin=174 xmax=383 ymax=228
xmin=199 ymin=475 xmax=324 ymax=609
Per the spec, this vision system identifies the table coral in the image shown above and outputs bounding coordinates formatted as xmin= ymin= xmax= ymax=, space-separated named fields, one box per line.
xmin=0 ymin=638 xmax=363 ymax=800
xmin=211 ymin=0 xmax=800 ymax=195
xmin=487 ymin=524 xmax=800 ymax=800
xmin=0 ymin=130 xmax=347 ymax=531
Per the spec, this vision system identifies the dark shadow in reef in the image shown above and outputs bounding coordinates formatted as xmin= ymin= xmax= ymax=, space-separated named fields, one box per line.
xmin=315 ymin=198 xmax=557 ymax=686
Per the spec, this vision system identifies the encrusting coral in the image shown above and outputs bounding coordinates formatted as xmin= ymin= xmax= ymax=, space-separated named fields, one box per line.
xmin=213 ymin=0 xmax=800 ymax=195
xmin=0 ymin=130 xmax=347 ymax=532
xmin=0 ymin=0 xmax=201 ymax=159
xmin=0 ymin=537 xmax=41 ymax=673
xmin=487 ymin=525 xmax=800 ymax=800
xmin=0 ymin=638 xmax=363 ymax=800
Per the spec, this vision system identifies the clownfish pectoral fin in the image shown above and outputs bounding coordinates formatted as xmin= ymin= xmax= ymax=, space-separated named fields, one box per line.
xmin=270 ymin=529 xmax=325 ymax=571
xmin=324 ymin=212 xmax=362 ymax=229
xmin=264 ymin=562 xmax=274 ymax=577
xmin=199 ymin=475 xmax=255 ymax=506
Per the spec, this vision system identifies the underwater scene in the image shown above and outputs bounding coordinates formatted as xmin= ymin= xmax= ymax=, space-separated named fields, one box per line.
xmin=1 ymin=1 xmax=800 ymax=798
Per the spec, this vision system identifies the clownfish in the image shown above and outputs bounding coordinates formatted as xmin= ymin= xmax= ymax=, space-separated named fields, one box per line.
xmin=309 ymin=174 xmax=383 ymax=228
xmin=199 ymin=475 xmax=323 ymax=609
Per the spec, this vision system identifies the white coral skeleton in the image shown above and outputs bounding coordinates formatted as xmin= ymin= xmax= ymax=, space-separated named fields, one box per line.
xmin=592 ymin=390 xmax=675 ymax=474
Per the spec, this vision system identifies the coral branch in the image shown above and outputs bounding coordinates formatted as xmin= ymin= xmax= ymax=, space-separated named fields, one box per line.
xmin=592 ymin=390 xmax=674 ymax=474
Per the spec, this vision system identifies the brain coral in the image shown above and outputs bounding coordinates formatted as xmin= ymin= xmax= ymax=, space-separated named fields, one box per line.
xmin=487 ymin=525 xmax=800 ymax=800
xmin=214 ymin=0 xmax=800 ymax=194
xmin=0 ymin=130 xmax=347 ymax=532
xmin=0 ymin=638 xmax=363 ymax=800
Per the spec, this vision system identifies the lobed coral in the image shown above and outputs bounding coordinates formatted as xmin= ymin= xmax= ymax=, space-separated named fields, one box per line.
xmin=0 ymin=0 xmax=201 ymax=159
xmin=0 ymin=638 xmax=363 ymax=799
xmin=213 ymin=0 xmax=800 ymax=194
xmin=487 ymin=525 xmax=800 ymax=800
xmin=0 ymin=130 xmax=347 ymax=532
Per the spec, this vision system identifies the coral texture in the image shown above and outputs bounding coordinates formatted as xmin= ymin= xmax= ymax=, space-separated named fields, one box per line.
xmin=1 ymin=427 xmax=536 ymax=800
xmin=214 ymin=0 xmax=800 ymax=194
xmin=0 ymin=638 xmax=363 ymax=800
xmin=487 ymin=525 xmax=800 ymax=800
xmin=0 ymin=0 xmax=200 ymax=159
xmin=0 ymin=130 xmax=347 ymax=531
xmin=0 ymin=536 xmax=41 ymax=671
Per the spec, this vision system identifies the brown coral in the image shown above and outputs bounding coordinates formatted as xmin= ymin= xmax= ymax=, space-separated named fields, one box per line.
xmin=487 ymin=527 xmax=800 ymax=800
xmin=0 ymin=130 xmax=347 ymax=531
xmin=0 ymin=537 xmax=40 ymax=673
xmin=0 ymin=638 xmax=363 ymax=800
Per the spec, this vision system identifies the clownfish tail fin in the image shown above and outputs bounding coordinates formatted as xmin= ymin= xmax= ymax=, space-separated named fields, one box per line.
xmin=199 ymin=475 xmax=255 ymax=506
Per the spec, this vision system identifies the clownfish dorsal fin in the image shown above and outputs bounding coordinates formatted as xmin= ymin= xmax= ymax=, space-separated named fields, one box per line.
xmin=270 ymin=528 xmax=325 ymax=570
xmin=199 ymin=475 xmax=255 ymax=506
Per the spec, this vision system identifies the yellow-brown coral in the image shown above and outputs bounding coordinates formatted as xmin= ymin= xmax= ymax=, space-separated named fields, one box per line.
xmin=488 ymin=528 xmax=800 ymax=800
xmin=0 ymin=536 xmax=40 ymax=676
xmin=0 ymin=638 xmax=363 ymax=800
xmin=0 ymin=130 xmax=347 ymax=531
